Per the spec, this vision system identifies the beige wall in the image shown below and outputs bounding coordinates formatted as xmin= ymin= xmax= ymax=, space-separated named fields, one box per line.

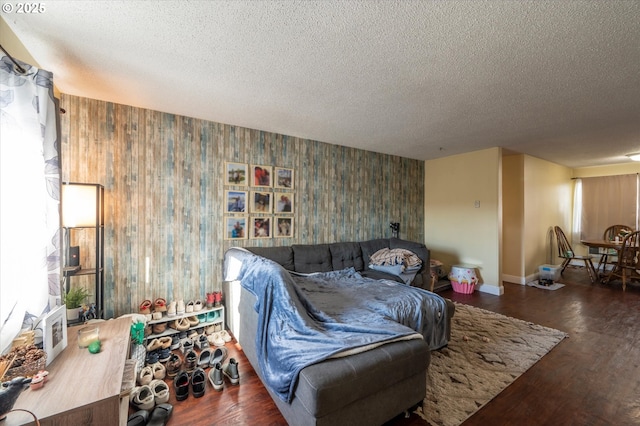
xmin=502 ymin=154 xmax=525 ymax=279
xmin=425 ymin=148 xmax=502 ymax=295
xmin=522 ymin=156 xmax=573 ymax=279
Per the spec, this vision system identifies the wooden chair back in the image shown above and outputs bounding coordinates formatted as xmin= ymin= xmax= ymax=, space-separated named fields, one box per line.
xmin=603 ymin=225 xmax=634 ymax=241
xmin=554 ymin=226 xmax=575 ymax=258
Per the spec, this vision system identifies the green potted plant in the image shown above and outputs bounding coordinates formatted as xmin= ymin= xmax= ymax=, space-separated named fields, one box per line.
xmin=64 ymin=286 xmax=90 ymax=321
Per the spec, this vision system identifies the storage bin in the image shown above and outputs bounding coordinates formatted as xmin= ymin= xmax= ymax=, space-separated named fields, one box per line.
xmin=538 ymin=264 xmax=561 ymax=281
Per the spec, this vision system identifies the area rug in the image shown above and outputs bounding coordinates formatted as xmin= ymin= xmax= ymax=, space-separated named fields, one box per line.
xmin=415 ymin=303 xmax=568 ymax=426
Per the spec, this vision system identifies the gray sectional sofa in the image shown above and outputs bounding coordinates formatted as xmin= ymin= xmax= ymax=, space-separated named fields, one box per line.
xmin=223 ymin=238 xmax=455 ymax=426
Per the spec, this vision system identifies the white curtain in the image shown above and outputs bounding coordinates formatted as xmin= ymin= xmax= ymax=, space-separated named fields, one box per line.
xmin=0 ymin=56 xmax=61 ymax=354
xmin=579 ymin=174 xmax=638 ymax=241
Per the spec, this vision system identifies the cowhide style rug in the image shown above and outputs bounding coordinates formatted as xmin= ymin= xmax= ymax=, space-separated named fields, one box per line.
xmin=416 ymin=303 xmax=568 ymax=426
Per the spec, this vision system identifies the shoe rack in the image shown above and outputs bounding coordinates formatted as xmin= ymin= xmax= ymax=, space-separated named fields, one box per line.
xmin=144 ymin=305 xmax=225 ymax=341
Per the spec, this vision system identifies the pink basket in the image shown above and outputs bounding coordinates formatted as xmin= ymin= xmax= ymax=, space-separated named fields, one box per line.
xmin=451 ymin=280 xmax=475 ymax=294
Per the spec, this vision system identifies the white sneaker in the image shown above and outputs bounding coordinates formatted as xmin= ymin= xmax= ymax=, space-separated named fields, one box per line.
xmin=176 ymin=300 xmax=185 ymax=315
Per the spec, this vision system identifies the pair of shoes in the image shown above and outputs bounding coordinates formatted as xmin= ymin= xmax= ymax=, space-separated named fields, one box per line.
xmin=158 ymin=347 xmax=171 ymax=363
xmin=170 ymin=318 xmax=190 ymax=331
xmin=173 ymin=368 xmax=207 ymax=400
xmin=185 ymin=300 xmax=195 ymax=313
xmin=151 ymin=322 xmax=167 ymax=334
xmin=207 ymin=330 xmax=231 ymax=347
xmin=166 ymin=353 xmax=182 ymax=378
xmin=207 ymin=358 xmax=239 ymax=390
xmin=187 ymin=316 xmax=199 ymax=326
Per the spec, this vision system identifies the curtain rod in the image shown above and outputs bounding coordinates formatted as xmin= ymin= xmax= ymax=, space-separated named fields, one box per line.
xmin=572 ymin=173 xmax=639 ymax=179
xmin=0 ymin=44 xmax=26 ymax=74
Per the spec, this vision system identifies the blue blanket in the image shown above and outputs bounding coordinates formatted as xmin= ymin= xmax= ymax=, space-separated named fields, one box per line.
xmin=230 ymin=248 xmax=449 ymax=403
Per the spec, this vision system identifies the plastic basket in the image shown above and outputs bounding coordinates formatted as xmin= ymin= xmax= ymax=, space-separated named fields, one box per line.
xmin=451 ymin=280 xmax=475 ymax=294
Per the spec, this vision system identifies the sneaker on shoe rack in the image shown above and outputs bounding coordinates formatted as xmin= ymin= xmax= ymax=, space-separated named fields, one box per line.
xmin=222 ymin=358 xmax=239 ymax=385
xmin=208 ymin=362 xmax=224 ymax=391
xmin=181 ymin=338 xmax=194 ymax=354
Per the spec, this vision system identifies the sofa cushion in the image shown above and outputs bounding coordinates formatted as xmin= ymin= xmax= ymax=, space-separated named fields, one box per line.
xmin=292 ymin=244 xmax=332 ymax=273
xmin=359 ymin=238 xmax=390 ymax=271
xmin=295 ymin=338 xmax=430 ymax=418
xmin=329 ymin=242 xmax=365 ymax=272
xmin=246 ymin=246 xmax=295 ymax=271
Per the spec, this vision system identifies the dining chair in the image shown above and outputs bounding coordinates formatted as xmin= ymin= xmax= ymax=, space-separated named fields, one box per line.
xmin=599 ymin=225 xmax=634 ymax=273
xmin=554 ymin=226 xmax=597 ymax=282
xmin=604 ymin=230 xmax=640 ymax=291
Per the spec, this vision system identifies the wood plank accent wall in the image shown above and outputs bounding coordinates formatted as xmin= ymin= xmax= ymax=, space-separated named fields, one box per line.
xmin=60 ymin=94 xmax=424 ymax=317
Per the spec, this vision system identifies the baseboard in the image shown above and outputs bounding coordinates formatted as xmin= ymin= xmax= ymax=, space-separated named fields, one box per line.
xmin=477 ymin=283 xmax=504 ymax=295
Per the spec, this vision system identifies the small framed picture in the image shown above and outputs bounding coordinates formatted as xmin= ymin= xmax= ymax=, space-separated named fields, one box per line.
xmin=251 ymin=191 xmax=272 ymax=213
xmin=42 ymin=305 xmax=67 ymax=366
xmin=251 ymin=164 xmax=272 ymax=187
xmin=274 ymin=192 xmax=294 ymax=213
xmin=225 ymin=162 xmax=248 ymax=186
xmin=225 ymin=190 xmax=247 ymax=213
xmin=224 ymin=216 xmax=248 ymax=240
xmin=275 ymin=167 xmax=294 ymax=189
xmin=275 ymin=217 xmax=294 ymax=238
xmin=251 ymin=217 xmax=272 ymax=239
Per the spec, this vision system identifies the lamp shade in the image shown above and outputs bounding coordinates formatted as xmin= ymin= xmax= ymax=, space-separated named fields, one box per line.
xmin=62 ymin=183 xmax=98 ymax=227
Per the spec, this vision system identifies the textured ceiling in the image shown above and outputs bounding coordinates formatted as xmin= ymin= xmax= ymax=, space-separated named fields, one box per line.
xmin=2 ymin=1 xmax=639 ymax=168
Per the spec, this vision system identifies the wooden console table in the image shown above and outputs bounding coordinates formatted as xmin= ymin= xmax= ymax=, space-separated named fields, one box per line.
xmin=4 ymin=317 xmax=132 ymax=426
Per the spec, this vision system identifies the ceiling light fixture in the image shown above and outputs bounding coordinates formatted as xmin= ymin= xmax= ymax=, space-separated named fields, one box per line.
xmin=626 ymin=153 xmax=640 ymax=162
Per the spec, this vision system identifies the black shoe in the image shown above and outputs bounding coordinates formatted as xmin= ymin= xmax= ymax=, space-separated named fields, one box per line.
xmin=174 ymin=370 xmax=190 ymax=401
xmin=191 ymin=367 xmax=206 ymax=398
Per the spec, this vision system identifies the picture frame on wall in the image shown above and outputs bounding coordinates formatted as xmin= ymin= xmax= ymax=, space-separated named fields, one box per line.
xmin=225 ymin=162 xmax=248 ymax=186
xmin=274 ymin=192 xmax=294 ymax=213
xmin=275 ymin=216 xmax=294 ymax=238
xmin=251 ymin=164 xmax=272 ymax=187
xmin=251 ymin=191 xmax=272 ymax=213
xmin=225 ymin=190 xmax=247 ymax=213
xmin=251 ymin=217 xmax=271 ymax=239
xmin=42 ymin=305 xmax=67 ymax=366
xmin=224 ymin=216 xmax=248 ymax=240
xmin=275 ymin=167 xmax=294 ymax=189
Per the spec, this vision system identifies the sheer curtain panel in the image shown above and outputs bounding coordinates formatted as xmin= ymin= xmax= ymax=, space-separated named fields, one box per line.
xmin=0 ymin=56 xmax=61 ymax=354
xmin=580 ymin=175 xmax=638 ymax=241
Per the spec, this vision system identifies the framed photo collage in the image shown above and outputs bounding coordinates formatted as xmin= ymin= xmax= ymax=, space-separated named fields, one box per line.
xmin=224 ymin=162 xmax=294 ymax=240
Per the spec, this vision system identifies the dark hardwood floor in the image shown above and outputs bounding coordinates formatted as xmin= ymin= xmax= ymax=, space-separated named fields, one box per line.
xmin=143 ymin=267 xmax=640 ymax=426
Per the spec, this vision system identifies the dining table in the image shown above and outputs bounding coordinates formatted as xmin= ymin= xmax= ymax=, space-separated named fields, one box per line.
xmin=580 ymin=239 xmax=624 ymax=277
